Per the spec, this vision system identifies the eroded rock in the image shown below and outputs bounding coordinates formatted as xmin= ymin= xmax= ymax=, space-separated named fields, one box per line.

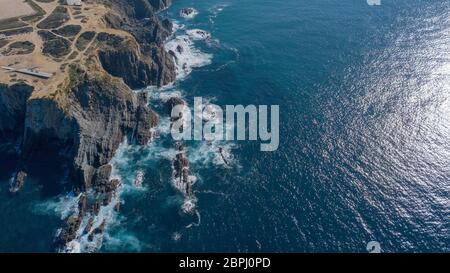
xmin=9 ymin=171 xmax=27 ymax=193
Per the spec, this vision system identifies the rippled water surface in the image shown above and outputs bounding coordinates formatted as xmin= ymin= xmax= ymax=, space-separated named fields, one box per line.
xmin=0 ymin=0 xmax=449 ymax=252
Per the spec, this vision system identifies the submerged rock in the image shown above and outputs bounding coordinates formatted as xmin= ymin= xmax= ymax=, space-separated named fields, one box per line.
xmin=9 ymin=171 xmax=27 ymax=193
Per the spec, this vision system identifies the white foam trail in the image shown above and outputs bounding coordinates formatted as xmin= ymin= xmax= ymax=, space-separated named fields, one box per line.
xmin=35 ymin=192 xmax=81 ymax=220
xmin=103 ymin=229 xmax=143 ymax=252
xmin=208 ymin=3 xmax=230 ymax=24
xmin=185 ymin=209 xmax=201 ymax=228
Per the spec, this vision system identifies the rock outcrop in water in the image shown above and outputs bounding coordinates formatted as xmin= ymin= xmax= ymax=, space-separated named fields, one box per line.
xmin=180 ymin=8 xmax=198 ymax=19
xmin=9 ymin=171 xmax=27 ymax=193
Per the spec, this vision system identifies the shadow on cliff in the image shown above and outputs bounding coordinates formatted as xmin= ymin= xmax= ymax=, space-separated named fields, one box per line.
xmin=23 ymin=149 xmax=71 ymax=198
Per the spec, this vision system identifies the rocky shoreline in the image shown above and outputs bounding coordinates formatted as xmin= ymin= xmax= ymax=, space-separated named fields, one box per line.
xmin=0 ymin=0 xmax=176 ymax=252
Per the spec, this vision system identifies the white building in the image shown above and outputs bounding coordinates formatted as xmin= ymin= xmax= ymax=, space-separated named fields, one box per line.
xmin=65 ymin=0 xmax=82 ymax=6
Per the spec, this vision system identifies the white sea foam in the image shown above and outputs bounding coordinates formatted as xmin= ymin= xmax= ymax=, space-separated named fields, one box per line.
xmin=44 ymin=143 xmax=134 ymax=253
xmin=172 ymin=21 xmax=185 ymax=32
xmin=64 ymin=240 xmax=81 ymax=253
xmin=165 ymin=35 xmax=212 ymax=79
xmin=103 ymin=229 xmax=143 ymax=252
xmin=181 ymin=197 xmax=197 ymax=214
xmin=186 ymin=29 xmax=212 ymax=41
xmin=208 ymin=3 xmax=230 ymax=24
xmin=172 ymin=231 xmax=182 ymax=241
xmin=180 ymin=8 xmax=199 ymax=19
xmin=185 ymin=209 xmax=201 ymax=228
xmin=35 ymin=192 xmax=81 ymax=220
xmin=151 ymin=89 xmax=183 ymax=102
xmin=75 ymin=6 xmax=236 ymax=249
xmin=66 ymin=186 xmax=123 ymax=253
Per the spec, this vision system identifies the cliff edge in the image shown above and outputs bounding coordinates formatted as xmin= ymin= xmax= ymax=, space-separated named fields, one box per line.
xmin=0 ymin=0 xmax=175 ymax=189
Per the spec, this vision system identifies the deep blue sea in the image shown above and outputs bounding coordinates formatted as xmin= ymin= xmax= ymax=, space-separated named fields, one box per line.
xmin=0 ymin=0 xmax=449 ymax=252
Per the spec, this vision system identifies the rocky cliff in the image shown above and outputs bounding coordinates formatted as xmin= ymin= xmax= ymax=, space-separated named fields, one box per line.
xmin=0 ymin=0 xmax=177 ymax=252
xmin=0 ymin=0 xmax=175 ymax=190
xmin=0 ymin=83 xmax=33 ymax=143
xmin=21 ymin=65 xmax=158 ymax=190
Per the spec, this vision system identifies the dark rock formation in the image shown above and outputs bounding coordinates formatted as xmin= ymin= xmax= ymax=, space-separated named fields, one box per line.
xmin=0 ymin=0 xmax=175 ymax=194
xmin=107 ymin=0 xmax=171 ymax=20
xmin=56 ymin=214 xmax=82 ymax=246
xmin=98 ymin=36 xmax=175 ymax=88
xmin=0 ymin=83 xmax=33 ymax=142
xmin=22 ymin=68 xmax=158 ymax=189
xmin=149 ymin=0 xmax=172 ymax=11
xmin=165 ymin=96 xmax=185 ymax=115
xmin=91 ymin=164 xmax=112 ymax=192
xmin=180 ymin=7 xmax=198 ymax=18
xmin=1 ymin=0 xmax=177 ymax=252
xmin=9 ymin=171 xmax=27 ymax=193
xmin=102 ymin=0 xmax=176 ymax=86
xmin=173 ymin=144 xmax=192 ymax=197
xmin=88 ymin=220 xmax=105 ymax=241
xmin=84 ymin=217 xmax=94 ymax=234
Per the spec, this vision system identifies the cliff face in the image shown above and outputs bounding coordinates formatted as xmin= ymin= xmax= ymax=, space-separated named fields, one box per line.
xmin=0 ymin=83 xmax=33 ymax=142
xmin=67 ymin=72 xmax=158 ymax=189
xmin=0 ymin=0 xmax=176 ymax=251
xmin=0 ymin=0 xmax=174 ymax=190
xmin=101 ymin=0 xmax=176 ymax=88
xmin=97 ymin=32 xmax=175 ymax=89
xmin=21 ymin=68 xmax=158 ymax=189
xmin=107 ymin=0 xmax=172 ymax=20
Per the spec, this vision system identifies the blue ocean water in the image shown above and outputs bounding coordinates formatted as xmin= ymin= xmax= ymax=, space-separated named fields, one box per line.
xmin=1 ymin=0 xmax=449 ymax=252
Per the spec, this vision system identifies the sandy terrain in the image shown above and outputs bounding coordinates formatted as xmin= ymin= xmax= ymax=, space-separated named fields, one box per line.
xmin=0 ymin=0 xmax=136 ymax=98
xmin=0 ymin=0 xmax=36 ymax=20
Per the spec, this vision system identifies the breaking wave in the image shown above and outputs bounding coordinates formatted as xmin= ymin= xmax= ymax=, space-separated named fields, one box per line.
xmin=83 ymin=3 xmax=237 ymax=251
xmin=165 ymin=35 xmax=212 ymax=79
